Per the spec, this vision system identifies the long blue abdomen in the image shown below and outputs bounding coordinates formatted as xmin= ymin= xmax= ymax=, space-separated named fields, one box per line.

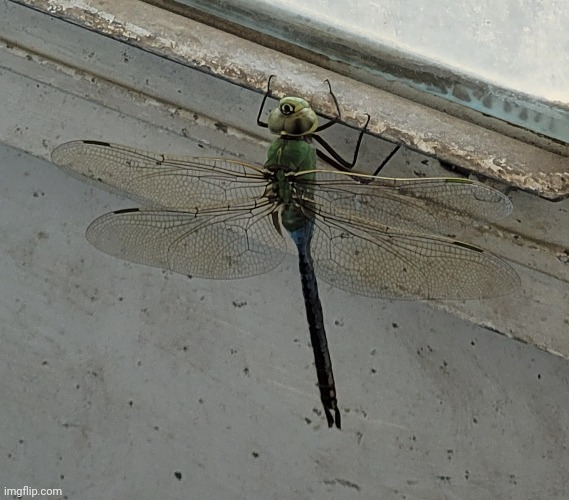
xmin=289 ymin=221 xmax=340 ymax=428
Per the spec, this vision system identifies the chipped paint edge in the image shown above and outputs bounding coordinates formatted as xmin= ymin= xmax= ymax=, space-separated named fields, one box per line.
xmin=13 ymin=0 xmax=569 ymax=198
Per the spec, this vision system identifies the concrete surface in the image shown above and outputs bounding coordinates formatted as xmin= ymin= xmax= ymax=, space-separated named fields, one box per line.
xmin=1 ymin=2 xmax=569 ymax=499
xmin=2 ymin=143 xmax=569 ymax=499
xmin=2 ymin=0 xmax=568 ymax=356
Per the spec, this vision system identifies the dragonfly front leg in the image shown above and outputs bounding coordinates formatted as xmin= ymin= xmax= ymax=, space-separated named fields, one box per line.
xmin=313 ymin=113 xmax=371 ymax=173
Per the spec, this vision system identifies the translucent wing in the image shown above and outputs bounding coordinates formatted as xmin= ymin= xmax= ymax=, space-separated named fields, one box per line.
xmin=85 ymin=201 xmax=286 ymax=279
xmin=301 ymin=169 xmax=513 ymax=235
xmin=51 ymin=141 xmax=268 ymax=210
xmin=292 ymin=169 xmax=518 ymax=299
xmin=309 ymin=213 xmax=519 ymax=300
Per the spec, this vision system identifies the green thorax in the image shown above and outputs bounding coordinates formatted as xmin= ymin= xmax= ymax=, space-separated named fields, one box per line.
xmin=265 ymin=137 xmax=316 ymax=173
xmin=265 ymin=137 xmax=316 ymax=233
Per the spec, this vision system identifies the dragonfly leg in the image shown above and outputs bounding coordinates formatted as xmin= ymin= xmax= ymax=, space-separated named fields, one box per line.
xmin=257 ymin=75 xmax=277 ymax=129
xmin=313 ymin=79 xmax=342 ymax=134
xmin=314 ymin=112 xmax=371 ymax=173
xmin=371 ymin=143 xmax=401 ymax=176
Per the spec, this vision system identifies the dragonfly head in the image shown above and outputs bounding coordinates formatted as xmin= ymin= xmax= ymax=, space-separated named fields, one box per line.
xmin=268 ymin=97 xmax=318 ymax=137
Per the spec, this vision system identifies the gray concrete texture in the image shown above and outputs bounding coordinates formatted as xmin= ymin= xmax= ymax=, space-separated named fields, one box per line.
xmin=1 ymin=1 xmax=568 ymax=499
xmin=2 ymin=143 xmax=569 ymax=498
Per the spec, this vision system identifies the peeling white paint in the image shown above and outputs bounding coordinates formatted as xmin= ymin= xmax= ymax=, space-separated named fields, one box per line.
xmin=15 ymin=0 xmax=569 ymax=198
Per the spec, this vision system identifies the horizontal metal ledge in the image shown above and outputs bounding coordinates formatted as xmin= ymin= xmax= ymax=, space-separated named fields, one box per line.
xmin=11 ymin=0 xmax=569 ymax=200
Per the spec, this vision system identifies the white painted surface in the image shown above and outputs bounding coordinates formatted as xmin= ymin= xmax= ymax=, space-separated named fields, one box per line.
xmin=248 ymin=0 xmax=569 ymax=101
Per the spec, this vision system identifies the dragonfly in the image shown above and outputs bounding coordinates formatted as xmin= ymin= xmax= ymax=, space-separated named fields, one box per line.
xmin=51 ymin=78 xmax=520 ymax=429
